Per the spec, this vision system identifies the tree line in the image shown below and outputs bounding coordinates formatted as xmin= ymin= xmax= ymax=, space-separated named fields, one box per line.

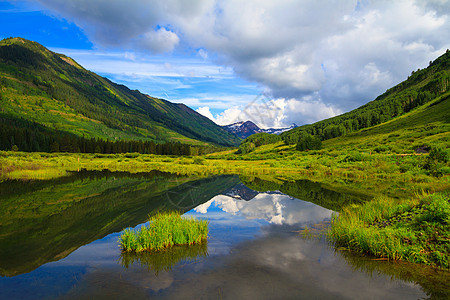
xmin=0 ymin=115 xmax=220 ymax=156
xmin=281 ymin=50 xmax=450 ymax=145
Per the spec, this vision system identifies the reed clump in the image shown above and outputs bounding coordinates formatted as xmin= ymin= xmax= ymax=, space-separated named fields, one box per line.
xmin=328 ymin=192 xmax=450 ymax=269
xmin=119 ymin=211 xmax=208 ymax=252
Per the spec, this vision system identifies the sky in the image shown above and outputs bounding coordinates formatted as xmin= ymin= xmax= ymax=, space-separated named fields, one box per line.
xmin=1 ymin=0 xmax=449 ymax=128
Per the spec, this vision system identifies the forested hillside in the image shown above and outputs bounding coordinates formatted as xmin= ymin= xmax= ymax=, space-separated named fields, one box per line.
xmin=0 ymin=37 xmax=241 ymax=152
xmin=281 ymin=50 xmax=450 ymax=144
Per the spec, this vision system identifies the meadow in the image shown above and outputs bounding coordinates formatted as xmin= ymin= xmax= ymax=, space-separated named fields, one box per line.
xmin=1 ymin=149 xmax=447 ymax=198
xmin=1 ymin=93 xmax=448 ymax=269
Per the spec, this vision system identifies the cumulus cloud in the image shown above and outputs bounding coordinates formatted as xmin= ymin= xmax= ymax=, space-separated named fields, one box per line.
xmin=136 ymin=28 xmax=179 ymax=53
xmin=196 ymin=106 xmax=244 ymax=126
xmin=197 ymin=96 xmax=340 ymax=128
xmin=196 ymin=106 xmax=215 ymax=121
xmin=36 ymin=0 xmax=182 ymax=53
xmin=34 ymin=0 xmax=450 ymax=122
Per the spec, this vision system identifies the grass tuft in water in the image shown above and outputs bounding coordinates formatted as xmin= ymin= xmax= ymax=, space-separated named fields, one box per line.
xmin=119 ymin=211 xmax=208 ymax=252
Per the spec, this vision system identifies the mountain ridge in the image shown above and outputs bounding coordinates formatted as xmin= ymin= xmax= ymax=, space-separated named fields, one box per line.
xmin=280 ymin=49 xmax=450 ymax=144
xmin=222 ymin=120 xmax=297 ymax=139
xmin=0 ymin=37 xmax=241 ymax=148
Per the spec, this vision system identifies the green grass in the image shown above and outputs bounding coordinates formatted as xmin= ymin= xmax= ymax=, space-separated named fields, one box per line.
xmin=119 ymin=211 xmax=209 ymax=252
xmin=1 ymin=96 xmax=448 ymax=196
xmin=1 ymin=149 xmax=448 ymax=201
xmin=328 ymin=192 xmax=450 ymax=269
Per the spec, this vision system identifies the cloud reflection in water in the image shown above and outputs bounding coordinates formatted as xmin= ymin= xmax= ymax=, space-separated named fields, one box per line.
xmin=193 ymin=192 xmax=334 ymax=226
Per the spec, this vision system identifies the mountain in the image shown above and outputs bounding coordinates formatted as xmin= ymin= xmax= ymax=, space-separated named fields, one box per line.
xmin=222 ymin=120 xmax=297 ymax=139
xmin=223 ymin=182 xmax=259 ymax=201
xmin=263 ymin=123 xmax=297 ymax=135
xmin=222 ymin=121 xmax=262 ymax=139
xmin=0 ymin=37 xmax=241 ymax=148
xmin=280 ymin=50 xmax=450 ymax=144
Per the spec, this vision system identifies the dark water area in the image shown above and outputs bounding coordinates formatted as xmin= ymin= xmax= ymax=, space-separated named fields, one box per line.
xmin=0 ymin=171 xmax=448 ymax=299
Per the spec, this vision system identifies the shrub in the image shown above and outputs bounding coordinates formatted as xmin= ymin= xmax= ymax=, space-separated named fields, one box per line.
xmin=341 ymin=151 xmax=367 ymax=162
xmin=238 ymin=133 xmax=281 ymax=154
xmin=424 ymin=146 xmax=449 ymax=176
xmin=421 ymin=193 xmax=450 ymax=224
xmin=238 ymin=142 xmax=255 ymax=154
xmin=374 ymin=145 xmax=389 ymax=153
xmin=296 ymin=133 xmax=322 ymax=151
xmin=124 ymin=152 xmax=140 ymax=158
xmin=193 ymin=157 xmax=205 ymax=165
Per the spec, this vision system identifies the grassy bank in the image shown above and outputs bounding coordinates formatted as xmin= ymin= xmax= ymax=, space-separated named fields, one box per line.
xmin=328 ymin=192 xmax=450 ymax=269
xmin=119 ymin=211 xmax=208 ymax=252
xmin=1 ymin=149 xmax=448 ymax=199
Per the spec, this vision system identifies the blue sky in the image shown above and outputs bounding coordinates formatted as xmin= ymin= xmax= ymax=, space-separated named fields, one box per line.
xmin=0 ymin=0 xmax=261 ymax=122
xmin=1 ymin=0 xmax=449 ymax=128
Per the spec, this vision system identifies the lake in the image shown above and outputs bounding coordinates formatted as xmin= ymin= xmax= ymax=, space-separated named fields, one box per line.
xmin=0 ymin=171 xmax=448 ymax=299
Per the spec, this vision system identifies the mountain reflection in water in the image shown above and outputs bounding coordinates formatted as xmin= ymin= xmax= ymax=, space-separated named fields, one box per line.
xmin=58 ymin=191 xmax=427 ymax=300
xmin=0 ymin=174 xmax=445 ymax=299
xmin=194 ymin=192 xmax=333 ymax=226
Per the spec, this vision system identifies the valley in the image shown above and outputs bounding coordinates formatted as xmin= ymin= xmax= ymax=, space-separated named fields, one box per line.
xmin=0 ymin=36 xmax=449 ymax=298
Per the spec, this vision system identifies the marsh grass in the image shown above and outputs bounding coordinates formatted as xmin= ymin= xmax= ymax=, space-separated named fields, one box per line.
xmin=328 ymin=192 xmax=450 ymax=268
xmin=119 ymin=211 xmax=208 ymax=252
xmin=299 ymin=222 xmax=330 ymax=239
xmin=2 ymin=150 xmax=447 ymax=204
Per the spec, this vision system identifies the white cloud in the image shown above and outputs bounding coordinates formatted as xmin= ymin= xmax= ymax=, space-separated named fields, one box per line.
xmin=49 ymin=48 xmax=233 ymax=79
xmin=124 ymin=52 xmax=136 ymax=61
xmin=197 ymin=49 xmax=208 ymax=60
xmin=196 ymin=106 xmax=243 ymax=125
xmin=197 ymin=96 xmax=340 ymax=128
xmin=137 ymin=28 xmax=179 ymax=54
xmin=196 ymin=106 xmax=215 ymax=121
xmin=36 ymin=0 xmax=450 ymax=123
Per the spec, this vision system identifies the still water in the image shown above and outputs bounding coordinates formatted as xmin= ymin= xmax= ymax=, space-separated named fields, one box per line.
xmin=0 ymin=171 xmax=448 ymax=299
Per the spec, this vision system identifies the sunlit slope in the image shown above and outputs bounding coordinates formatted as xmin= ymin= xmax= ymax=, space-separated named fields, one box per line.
xmin=0 ymin=37 xmax=241 ymax=146
xmin=238 ymin=93 xmax=449 ymax=155
xmin=324 ymin=93 xmax=449 ymax=152
xmin=281 ymin=50 xmax=450 ymax=143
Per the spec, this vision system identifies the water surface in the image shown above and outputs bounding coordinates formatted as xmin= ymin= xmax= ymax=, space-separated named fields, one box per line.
xmin=0 ymin=171 xmax=448 ymax=299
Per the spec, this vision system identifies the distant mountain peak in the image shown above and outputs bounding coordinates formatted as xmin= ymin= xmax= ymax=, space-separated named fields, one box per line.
xmin=222 ymin=121 xmax=297 ymax=139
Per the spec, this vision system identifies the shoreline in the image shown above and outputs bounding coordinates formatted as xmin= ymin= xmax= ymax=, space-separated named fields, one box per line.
xmin=328 ymin=192 xmax=450 ymax=269
xmin=1 ymin=150 xmax=449 ymax=270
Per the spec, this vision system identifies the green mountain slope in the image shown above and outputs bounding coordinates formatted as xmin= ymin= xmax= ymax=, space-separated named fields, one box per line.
xmin=233 ymin=93 xmax=448 ymax=158
xmin=281 ymin=50 xmax=450 ymax=144
xmin=323 ymin=93 xmax=449 ymax=152
xmin=0 ymin=37 xmax=241 ymax=147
